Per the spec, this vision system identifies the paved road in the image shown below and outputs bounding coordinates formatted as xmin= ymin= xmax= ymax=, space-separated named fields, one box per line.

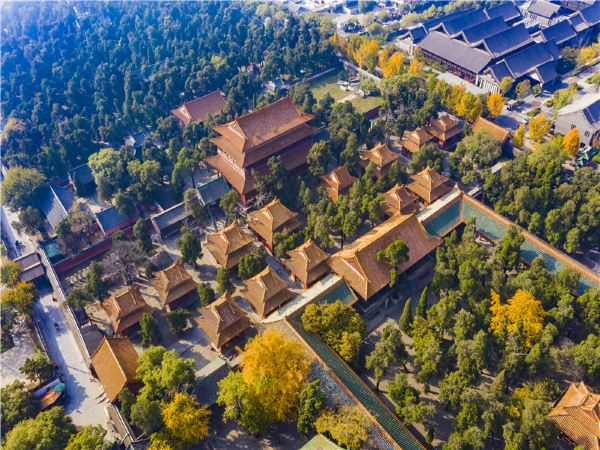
xmin=34 ymin=290 xmax=110 ymax=428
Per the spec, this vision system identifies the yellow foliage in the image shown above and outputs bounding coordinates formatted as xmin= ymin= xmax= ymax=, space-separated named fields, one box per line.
xmin=528 ymin=112 xmax=551 ymax=142
xmin=487 ymin=92 xmax=504 ymax=118
xmin=380 ymin=51 xmax=406 ymax=78
xmin=354 ymin=39 xmax=379 ymax=70
xmin=456 ymin=91 xmax=483 ymax=123
xmin=160 ymin=393 xmax=210 ymax=447
xmin=240 ymin=328 xmax=309 ymax=422
xmin=490 ymin=289 xmax=546 ymax=348
xmin=563 ymin=128 xmax=579 ymax=157
xmin=409 ymin=58 xmax=422 ymax=75
xmin=316 ymin=406 xmax=369 ymax=450
xmin=513 ymin=124 xmax=525 ymax=147
xmin=577 ymin=46 xmax=597 ymax=66
xmin=446 ymin=84 xmax=466 ymax=113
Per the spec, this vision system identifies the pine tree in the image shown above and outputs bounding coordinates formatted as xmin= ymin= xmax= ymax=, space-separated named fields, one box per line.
xmin=416 ymin=286 xmax=428 ymax=318
xmin=399 ymin=297 xmax=413 ymax=332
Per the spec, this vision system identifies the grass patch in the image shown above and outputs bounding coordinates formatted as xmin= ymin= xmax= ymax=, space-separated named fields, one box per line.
xmin=309 ymin=73 xmax=383 ymax=114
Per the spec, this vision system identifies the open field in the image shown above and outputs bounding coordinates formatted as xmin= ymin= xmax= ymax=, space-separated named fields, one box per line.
xmin=309 ymin=72 xmax=383 ymax=114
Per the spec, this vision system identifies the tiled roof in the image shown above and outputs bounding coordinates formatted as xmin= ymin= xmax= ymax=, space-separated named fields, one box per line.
xmin=205 ymin=222 xmax=255 ymax=270
xmin=486 ymin=2 xmax=521 ymax=22
xmin=359 ymin=143 xmax=401 ymax=168
xmin=418 ymin=31 xmax=493 ymax=74
xmin=301 ymin=434 xmax=344 ymax=450
xmin=535 ymin=59 xmax=560 ymax=84
xmin=151 ymin=260 xmax=197 ymax=306
xmin=541 ymin=20 xmax=577 ymax=45
xmin=196 ymin=292 xmax=251 ymax=348
xmin=459 ymin=16 xmax=509 ymax=45
xmin=569 ymin=12 xmax=588 ymax=31
xmin=197 ymin=177 xmax=230 ymax=206
xmin=423 ymin=9 xmax=471 ymax=31
xmin=284 ymin=240 xmax=330 ymax=288
xmin=242 ymin=266 xmax=294 ymax=318
xmin=170 ymin=91 xmax=226 ymax=126
xmin=211 ymin=97 xmax=315 ymax=166
xmin=428 ymin=113 xmax=462 ymax=142
xmin=90 ymin=337 xmax=139 ymax=402
xmin=549 ymin=382 xmax=600 ymax=450
xmin=321 ymin=166 xmax=358 ymax=201
xmin=557 ymin=93 xmax=600 ymax=128
xmin=580 ymin=1 xmax=600 ymax=26
xmin=330 ymin=213 xmax=440 ymax=299
xmin=247 ymin=198 xmax=302 ymax=246
xmin=96 ymin=205 xmax=133 ymax=234
xmin=439 ymin=8 xmax=489 ymax=36
xmin=383 ymin=184 xmax=420 ymax=216
xmin=481 ymin=24 xmax=533 ymax=58
xmin=472 ymin=117 xmax=511 ymax=143
xmin=527 ymin=0 xmax=561 ymax=18
xmin=69 ymin=163 xmax=95 ymax=186
xmin=490 ymin=40 xmax=561 ymax=80
xmin=408 ymin=25 xmax=426 ymax=42
xmin=39 ymin=184 xmax=74 ymax=230
xmin=400 ymin=127 xmax=433 ymax=153
xmin=151 ymin=202 xmax=191 ymax=232
xmin=103 ymin=284 xmax=150 ymax=334
xmin=408 ymin=167 xmax=452 ymax=204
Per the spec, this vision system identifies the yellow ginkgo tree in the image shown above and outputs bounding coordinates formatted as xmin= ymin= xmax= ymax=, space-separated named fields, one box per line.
xmin=490 ymin=289 xmax=546 ymax=348
xmin=563 ymin=128 xmax=580 ymax=158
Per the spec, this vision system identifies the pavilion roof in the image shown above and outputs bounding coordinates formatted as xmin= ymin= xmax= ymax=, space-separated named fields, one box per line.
xmin=284 ymin=240 xmax=330 ymax=287
xmin=359 ymin=143 xmax=401 ymax=168
xmin=383 ymin=184 xmax=420 ymax=216
xmin=472 ymin=116 xmax=511 ymax=143
xmin=247 ymin=198 xmax=302 ymax=245
xmin=196 ymin=292 xmax=251 ymax=348
xmin=102 ymin=284 xmax=150 ymax=334
xmin=170 ymin=91 xmax=226 ymax=126
xmin=90 ymin=337 xmax=139 ymax=402
xmin=151 ymin=260 xmax=197 ymax=306
xmin=242 ymin=266 xmax=294 ymax=318
xmin=408 ymin=167 xmax=452 ymax=204
xmin=205 ymin=222 xmax=255 ymax=269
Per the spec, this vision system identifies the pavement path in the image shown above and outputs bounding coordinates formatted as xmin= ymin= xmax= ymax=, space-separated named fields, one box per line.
xmin=34 ymin=290 xmax=110 ymax=429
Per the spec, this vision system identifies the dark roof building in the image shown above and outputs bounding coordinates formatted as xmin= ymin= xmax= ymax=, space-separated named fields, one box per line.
xmin=14 ymin=252 xmax=45 ymax=283
xmin=39 ymin=184 xmax=75 ymax=233
xmin=196 ymin=292 xmax=251 ymax=349
xmin=555 ymin=93 xmax=600 ymax=146
xmin=540 ymin=20 xmax=578 ymax=46
xmin=525 ymin=1 xmax=563 ymax=27
xmin=150 ymin=202 xmax=192 ymax=240
xmin=197 ymin=177 xmax=230 ymax=206
xmin=170 ymin=91 xmax=226 ymax=126
xmin=68 ymin=164 xmax=96 ymax=197
xmin=95 ymin=205 xmax=137 ymax=237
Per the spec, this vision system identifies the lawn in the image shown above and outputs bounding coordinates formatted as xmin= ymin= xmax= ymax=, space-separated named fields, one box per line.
xmin=309 ymin=72 xmax=384 ymax=114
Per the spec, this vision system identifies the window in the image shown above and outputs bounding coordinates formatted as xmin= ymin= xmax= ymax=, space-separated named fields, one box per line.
xmin=585 ymin=131 xmax=590 ymax=137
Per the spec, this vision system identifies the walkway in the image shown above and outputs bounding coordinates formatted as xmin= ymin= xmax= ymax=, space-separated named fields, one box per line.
xmin=33 ymin=290 xmax=110 ymax=429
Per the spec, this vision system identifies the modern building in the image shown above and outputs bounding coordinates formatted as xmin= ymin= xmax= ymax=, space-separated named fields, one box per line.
xmin=246 ymin=198 xmax=302 ymax=249
xmin=151 ymin=260 xmax=198 ymax=310
xmin=359 ymin=143 xmax=402 ymax=178
xmin=284 ymin=240 xmax=330 ymax=289
xmin=204 ymin=222 xmax=255 ymax=270
xmin=102 ymin=284 xmax=150 ymax=335
xmin=554 ymin=93 xmax=600 ymax=147
xmin=320 ymin=165 xmax=357 ymax=202
xmin=242 ymin=266 xmax=294 ymax=318
xmin=206 ymin=96 xmax=317 ymax=201
xmin=329 ymin=213 xmax=440 ymax=300
xmin=548 ymin=382 xmax=600 ymax=450
xmin=170 ymin=91 xmax=226 ymax=126
xmin=382 ymin=184 xmax=420 ymax=217
xmin=90 ymin=337 xmax=140 ymax=403
xmin=196 ymin=292 xmax=251 ymax=349
xmin=408 ymin=167 xmax=452 ymax=205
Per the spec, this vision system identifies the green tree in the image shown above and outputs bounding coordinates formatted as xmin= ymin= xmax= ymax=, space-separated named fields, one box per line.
xmin=219 ymin=190 xmax=239 ymax=225
xmin=572 ymin=333 xmax=600 ymax=381
xmin=171 ymin=147 xmax=200 ymax=188
xmin=411 ymin=317 xmax=442 ymax=384
xmin=139 ymin=313 xmax=162 ymax=347
xmin=375 ymin=239 xmax=409 ymax=288
xmin=165 ymin=309 xmax=192 ymax=335
xmin=0 ymin=381 xmax=40 ymax=434
xmin=340 ymin=132 xmax=360 ymax=176
xmin=133 ymin=218 xmax=152 ymax=253
xmin=577 ymin=288 xmax=600 ymax=334
xmin=496 ymin=226 xmax=524 ymax=271
xmin=197 ymin=283 xmax=215 ymax=307
xmin=65 ymin=426 xmax=112 ymax=450
xmin=154 ymin=392 xmax=210 ymax=449
xmin=15 ymin=206 xmax=44 ymax=234
xmin=114 ymin=189 xmax=136 ymax=222
xmin=237 ymin=246 xmax=267 ymax=280
xmin=85 ymin=261 xmax=108 ymax=299
xmin=130 ymin=396 xmax=163 ymax=435
xmin=88 ymin=148 xmax=129 ymax=201
xmin=297 ymin=380 xmax=326 ymax=436
xmin=1 ymin=281 xmax=37 ymax=317
xmin=388 ymin=372 xmax=433 ymax=424
xmin=177 ymin=227 xmax=202 ymax=267
xmin=301 ymin=300 xmax=366 ymax=362
xmin=1 ymin=261 xmax=22 ymax=288
xmin=184 ymin=188 xmax=205 ymax=226
xmin=315 ymin=406 xmax=369 ymax=450
xmin=449 ymin=130 xmax=502 ymax=185
xmin=416 ymin=286 xmax=428 ymax=318
xmin=409 ymin=143 xmax=443 ymax=173
xmin=516 ymin=79 xmax=530 ymax=98
xmin=3 ymin=407 xmax=76 ymax=450
xmin=399 ymin=297 xmax=413 ymax=332
xmin=1 ymin=166 xmax=46 ymax=211
xmin=136 ymin=346 xmax=195 ymax=401
xmin=216 ymin=267 xmax=234 ymax=294
xmin=443 ymin=427 xmax=485 ymax=450
xmin=307 ymin=141 xmax=333 ymax=177
xmin=20 ymin=351 xmax=54 ymax=383
xmin=499 ymin=77 xmax=512 ymax=95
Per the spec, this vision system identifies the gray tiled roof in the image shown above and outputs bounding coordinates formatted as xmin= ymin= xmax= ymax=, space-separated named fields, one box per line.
xmin=441 ymin=8 xmax=488 ymax=36
xmin=500 ymin=40 xmax=560 ymax=79
xmin=68 ymin=164 xmax=95 ymax=186
xmin=151 ymin=202 xmax=191 ymax=231
xmin=489 ymin=61 xmax=512 ymax=81
xmin=460 ymin=16 xmax=509 ymax=45
xmin=580 ymin=1 xmax=600 ymax=25
xmin=558 ymin=94 xmax=600 ymax=128
xmin=482 ymin=24 xmax=533 ymax=58
xmin=408 ymin=25 xmax=426 ymax=42
xmin=95 ymin=205 xmax=130 ymax=233
xmin=568 ymin=12 xmax=588 ymax=31
xmin=197 ymin=176 xmax=230 ymax=206
xmin=528 ymin=0 xmax=561 ymax=18
xmin=535 ymin=60 xmax=560 ymax=84
xmin=541 ymin=20 xmax=577 ymax=44
xmin=486 ymin=2 xmax=521 ymax=22
xmin=419 ymin=31 xmax=492 ymax=73
xmin=39 ymin=185 xmax=74 ymax=230
xmin=423 ymin=9 xmax=470 ymax=31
